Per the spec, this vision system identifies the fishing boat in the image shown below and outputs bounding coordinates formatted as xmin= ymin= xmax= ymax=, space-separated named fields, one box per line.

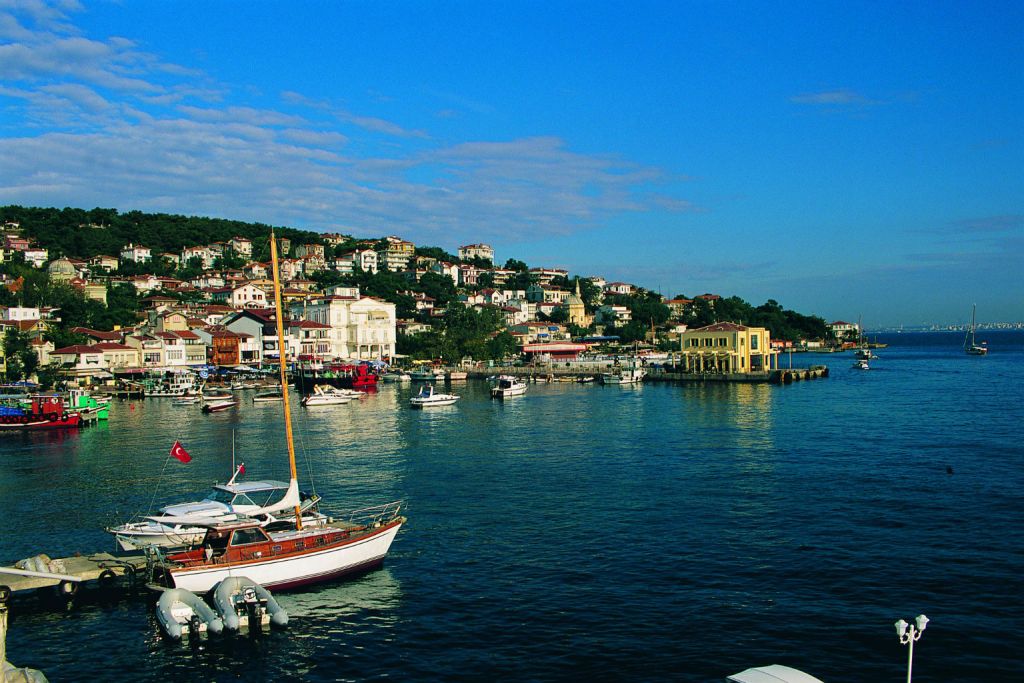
xmin=964 ymin=304 xmax=988 ymax=355
xmin=202 ymin=398 xmax=238 ymax=413
xmin=144 ymin=370 xmax=199 ymax=397
xmin=149 ymin=233 xmax=405 ymax=593
xmin=490 ymin=375 xmax=527 ymax=398
xmin=409 ymin=384 xmax=459 ymax=407
xmin=600 ymin=364 xmax=646 ymax=385
xmin=0 ymin=396 xmax=80 ymax=431
xmin=107 ymin=469 xmax=325 ymax=550
xmin=301 ymin=384 xmax=353 ymax=407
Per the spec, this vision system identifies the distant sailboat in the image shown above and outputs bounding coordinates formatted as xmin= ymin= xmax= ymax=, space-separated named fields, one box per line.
xmin=964 ymin=304 xmax=988 ymax=356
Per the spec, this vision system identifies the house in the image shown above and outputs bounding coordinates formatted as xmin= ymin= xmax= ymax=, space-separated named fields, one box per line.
xmin=278 ymin=258 xmax=304 ymax=281
xmin=457 ymin=264 xmax=481 ymax=287
xmin=230 ymin=236 xmax=253 ymax=258
xmin=221 ymin=308 xmax=283 ymax=364
xmin=88 ymin=254 xmax=119 ymax=271
xmin=488 ymin=268 xmax=516 ymax=286
xmin=458 ymin=243 xmax=494 ymax=264
xmin=677 ymin=322 xmax=779 ymax=374
xmin=397 ymin=319 xmax=433 ymax=335
xmin=129 ymin=275 xmax=162 ymax=293
xmin=508 ymin=321 xmax=570 ymax=344
xmin=3 ymin=307 xmax=40 ymax=322
xmin=209 ymin=283 xmax=269 ymax=309
xmin=124 ymin=334 xmax=166 ymax=367
xmin=71 ymin=278 xmax=108 ymax=305
xmin=604 ymin=282 xmax=635 ymax=296
xmin=22 ymin=248 xmax=48 ymax=267
xmin=529 ymin=267 xmax=569 ymax=286
xmin=334 ymin=248 xmax=378 ymax=275
xmin=665 ymin=298 xmax=694 ymax=319
xmin=828 ymin=320 xmax=860 ymax=338
xmin=120 ymin=243 xmax=152 ymax=263
xmin=321 ymin=233 xmax=348 ymax=247
xmin=194 ymin=326 xmax=244 ymax=366
xmin=431 ymin=261 xmax=460 ymax=286
xmin=70 ymin=326 xmax=124 ymax=344
xmin=51 ymin=342 xmax=139 ymax=377
xmin=379 ymin=237 xmax=415 ymax=272
xmin=595 ymin=304 xmax=632 ymax=325
xmin=293 ymin=243 xmax=325 ymax=260
xmin=290 ymin=293 xmax=397 ymax=360
xmin=243 ymin=262 xmax=269 ymax=279
xmin=290 ymin=320 xmax=332 ymax=360
xmin=180 ymin=245 xmax=215 ymax=269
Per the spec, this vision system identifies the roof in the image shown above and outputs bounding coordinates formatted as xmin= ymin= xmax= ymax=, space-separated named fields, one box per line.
xmin=289 ymin=320 xmax=330 ymax=329
xmin=726 ymin=665 xmax=825 ymax=683
xmin=52 ymin=344 xmax=100 ymax=355
xmin=93 ymin=342 xmax=133 ymax=350
xmin=521 ymin=342 xmax=587 ymax=353
xmin=689 ymin=322 xmax=748 ymax=332
xmin=70 ymin=327 xmax=122 ymax=340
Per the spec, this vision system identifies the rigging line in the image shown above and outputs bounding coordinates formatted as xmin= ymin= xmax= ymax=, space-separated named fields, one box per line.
xmin=142 ymin=451 xmax=174 ymax=518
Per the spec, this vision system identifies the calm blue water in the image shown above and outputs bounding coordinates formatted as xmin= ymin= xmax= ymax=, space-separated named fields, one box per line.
xmin=1 ymin=331 xmax=1022 ymax=681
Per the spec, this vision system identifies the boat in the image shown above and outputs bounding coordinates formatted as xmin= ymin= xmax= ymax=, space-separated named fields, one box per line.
xmin=301 ymin=384 xmax=353 ymax=407
xmin=409 ymin=367 xmax=444 ymax=382
xmin=252 ymin=388 xmax=284 ymax=403
xmin=577 ymin=376 xmax=596 ymax=384
xmin=0 ymin=396 xmax=80 ymax=431
xmin=600 ymin=365 xmax=646 ymax=385
xmin=212 ymin=576 xmax=288 ymax=631
xmin=490 ymin=375 xmax=527 ymax=399
xmin=380 ymin=371 xmax=411 ymax=383
xmin=148 ymin=232 xmax=405 ymax=594
xmin=155 ymin=587 xmax=224 ymax=639
xmin=201 ymin=398 xmax=238 ymax=413
xmin=852 ymin=359 xmax=870 ymax=370
xmin=172 ymin=396 xmax=199 ymax=406
xmin=294 ymin=362 xmax=378 ymax=392
xmin=409 ymin=384 xmax=459 ymax=408
xmin=144 ymin=370 xmax=199 ymax=397
xmin=108 ymin=471 xmax=325 ymax=550
xmin=727 ymin=664 xmax=824 ymax=683
xmin=964 ymin=304 xmax=988 ymax=355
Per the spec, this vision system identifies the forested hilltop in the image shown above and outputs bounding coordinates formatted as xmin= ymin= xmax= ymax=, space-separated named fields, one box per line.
xmin=0 ymin=205 xmax=322 ymax=260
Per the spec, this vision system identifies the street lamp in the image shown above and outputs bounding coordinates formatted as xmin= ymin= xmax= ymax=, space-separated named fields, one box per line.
xmin=895 ymin=614 xmax=929 ymax=683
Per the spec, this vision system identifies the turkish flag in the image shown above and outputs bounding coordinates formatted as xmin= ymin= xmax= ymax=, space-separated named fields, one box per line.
xmin=169 ymin=440 xmax=192 ymax=463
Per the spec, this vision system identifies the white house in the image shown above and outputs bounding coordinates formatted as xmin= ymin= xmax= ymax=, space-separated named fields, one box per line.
xmin=209 ymin=283 xmax=270 ymax=309
xmin=120 ymin=243 xmax=151 ymax=263
xmin=290 ymin=293 xmax=397 ymax=360
xmin=458 ymin=243 xmax=494 ymax=264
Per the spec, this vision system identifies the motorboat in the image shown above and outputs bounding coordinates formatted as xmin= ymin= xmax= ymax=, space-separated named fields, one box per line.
xmin=409 ymin=368 xmax=444 ymax=382
xmin=172 ymin=395 xmax=200 ymax=406
xmin=202 ymin=398 xmax=238 ymax=413
xmin=146 ymin=231 xmax=405 ymax=594
xmin=301 ymin=384 xmax=352 ymax=407
xmin=144 ymin=370 xmax=199 ymax=397
xmin=727 ymin=664 xmax=824 ymax=683
xmin=600 ymin=366 xmax=646 ymax=385
xmin=252 ymin=389 xmax=284 ymax=403
xmin=108 ymin=471 xmax=325 ymax=550
xmin=380 ymin=371 xmax=412 ymax=383
xmin=853 ymin=359 xmax=870 ymax=370
xmin=490 ymin=375 xmax=527 ymax=398
xmin=409 ymin=384 xmax=459 ymax=408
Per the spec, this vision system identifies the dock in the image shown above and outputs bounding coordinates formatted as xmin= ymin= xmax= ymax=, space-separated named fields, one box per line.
xmin=0 ymin=552 xmax=149 ymax=598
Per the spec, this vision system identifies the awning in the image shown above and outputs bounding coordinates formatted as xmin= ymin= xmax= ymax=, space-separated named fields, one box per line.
xmin=727 ymin=665 xmax=825 ymax=683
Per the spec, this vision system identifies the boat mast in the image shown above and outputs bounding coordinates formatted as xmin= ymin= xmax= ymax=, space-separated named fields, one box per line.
xmin=269 ymin=231 xmax=303 ymax=530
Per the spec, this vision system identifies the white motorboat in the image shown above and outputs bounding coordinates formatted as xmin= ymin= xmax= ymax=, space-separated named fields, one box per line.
xmin=172 ymin=395 xmax=200 ymax=406
xmin=252 ymin=389 xmax=284 ymax=403
xmin=853 ymin=359 xmax=870 ymax=370
xmin=380 ymin=371 xmax=412 ymax=383
xmin=144 ymin=370 xmax=199 ymax=397
xmin=490 ymin=375 xmax=527 ymax=398
xmin=148 ymin=232 xmax=405 ymax=594
xmin=301 ymin=384 xmax=352 ymax=407
xmin=108 ymin=472 xmax=325 ymax=550
xmin=409 ymin=384 xmax=459 ymax=408
xmin=409 ymin=368 xmax=444 ymax=382
xmin=202 ymin=398 xmax=238 ymax=413
xmin=600 ymin=366 xmax=646 ymax=385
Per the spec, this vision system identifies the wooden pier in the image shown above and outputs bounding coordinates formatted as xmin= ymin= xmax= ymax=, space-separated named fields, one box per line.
xmin=0 ymin=552 xmax=149 ymax=598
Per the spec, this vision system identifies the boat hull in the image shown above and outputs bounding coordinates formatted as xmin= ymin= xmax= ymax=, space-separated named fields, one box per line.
xmin=167 ymin=520 xmax=403 ymax=593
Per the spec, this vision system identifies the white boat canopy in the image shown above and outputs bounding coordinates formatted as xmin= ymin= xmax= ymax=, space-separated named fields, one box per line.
xmin=727 ymin=665 xmax=825 ymax=683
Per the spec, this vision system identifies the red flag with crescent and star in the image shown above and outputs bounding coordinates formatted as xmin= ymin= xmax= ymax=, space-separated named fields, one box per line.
xmin=169 ymin=440 xmax=191 ymax=463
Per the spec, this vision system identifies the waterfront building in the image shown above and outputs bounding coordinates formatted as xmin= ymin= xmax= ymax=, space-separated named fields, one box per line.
xmin=291 ymin=293 xmax=396 ymax=360
xmin=208 ymin=283 xmax=270 ymax=309
xmin=194 ymin=326 xmax=244 ymax=366
xmin=51 ymin=342 xmax=139 ymax=377
xmin=290 ymin=319 xmax=332 ymax=360
xmin=22 ymin=248 xmax=48 ymax=267
xmin=677 ymin=322 xmax=779 ymax=374
xmin=458 ymin=243 xmax=494 ymax=264
xmin=828 ymin=320 xmax=860 ymax=339
xmin=221 ymin=308 xmax=283 ymax=365
xmin=561 ymin=281 xmax=592 ymax=328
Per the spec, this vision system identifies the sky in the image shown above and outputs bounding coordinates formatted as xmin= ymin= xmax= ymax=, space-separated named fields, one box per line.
xmin=0 ymin=0 xmax=1021 ymax=327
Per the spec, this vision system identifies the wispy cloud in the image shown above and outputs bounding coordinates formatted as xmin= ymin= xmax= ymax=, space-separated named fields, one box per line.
xmin=790 ymin=88 xmax=875 ymax=106
xmin=949 ymin=214 xmax=1024 ymax=233
xmin=0 ymin=2 xmax=694 ymax=245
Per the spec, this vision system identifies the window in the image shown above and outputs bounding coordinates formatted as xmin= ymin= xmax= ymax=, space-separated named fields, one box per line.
xmin=230 ymin=528 xmax=268 ymax=546
xmin=750 ymin=334 xmax=759 ymax=350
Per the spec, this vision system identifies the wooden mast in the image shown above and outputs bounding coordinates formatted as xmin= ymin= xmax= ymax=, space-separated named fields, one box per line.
xmin=269 ymin=231 xmax=303 ymax=530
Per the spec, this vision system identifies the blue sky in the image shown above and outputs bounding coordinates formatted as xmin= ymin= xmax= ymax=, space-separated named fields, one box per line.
xmin=1 ymin=0 xmax=1021 ymax=327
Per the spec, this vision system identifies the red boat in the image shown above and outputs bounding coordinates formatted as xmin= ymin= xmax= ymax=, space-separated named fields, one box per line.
xmin=295 ymin=362 xmax=378 ymax=393
xmin=0 ymin=396 xmax=80 ymax=430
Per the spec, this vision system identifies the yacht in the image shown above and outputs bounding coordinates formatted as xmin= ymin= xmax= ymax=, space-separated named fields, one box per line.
xmin=409 ymin=384 xmax=459 ymax=408
xmin=490 ymin=375 xmax=528 ymax=398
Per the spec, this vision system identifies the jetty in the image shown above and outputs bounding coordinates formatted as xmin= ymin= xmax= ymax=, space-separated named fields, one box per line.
xmin=466 ymin=364 xmax=829 ymax=384
xmin=0 ymin=552 xmax=148 ymax=598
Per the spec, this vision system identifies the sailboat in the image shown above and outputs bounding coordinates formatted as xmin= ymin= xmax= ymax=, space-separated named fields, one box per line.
xmin=964 ymin=304 xmax=988 ymax=355
xmin=149 ymin=233 xmax=405 ymax=593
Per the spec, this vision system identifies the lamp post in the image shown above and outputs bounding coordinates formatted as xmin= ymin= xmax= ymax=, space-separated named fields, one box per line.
xmin=895 ymin=614 xmax=929 ymax=683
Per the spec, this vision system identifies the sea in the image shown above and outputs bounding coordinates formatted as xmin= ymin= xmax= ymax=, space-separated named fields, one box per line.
xmin=1 ymin=330 xmax=1021 ymax=682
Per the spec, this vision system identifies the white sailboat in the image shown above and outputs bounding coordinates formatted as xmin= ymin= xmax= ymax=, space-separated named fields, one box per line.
xmin=964 ymin=304 xmax=988 ymax=355
xmin=151 ymin=233 xmax=405 ymax=593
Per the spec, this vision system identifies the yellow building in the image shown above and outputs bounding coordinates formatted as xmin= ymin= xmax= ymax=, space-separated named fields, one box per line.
xmin=678 ymin=322 xmax=779 ymax=373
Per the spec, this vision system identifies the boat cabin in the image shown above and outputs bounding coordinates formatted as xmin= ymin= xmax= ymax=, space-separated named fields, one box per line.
xmin=167 ymin=518 xmax=352 ymax=568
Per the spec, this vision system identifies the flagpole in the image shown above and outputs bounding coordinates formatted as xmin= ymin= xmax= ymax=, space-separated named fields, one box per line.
xmin=269 ymin=231 xmax=303 ymax=530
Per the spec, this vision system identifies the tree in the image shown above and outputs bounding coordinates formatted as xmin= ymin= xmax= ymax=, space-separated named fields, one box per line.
xmin=3 ymin=328 xmax=37 ymax=381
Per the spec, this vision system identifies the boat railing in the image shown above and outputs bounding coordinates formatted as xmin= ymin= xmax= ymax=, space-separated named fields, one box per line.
xmin=340 ymin=500 xmax=403 ymax=528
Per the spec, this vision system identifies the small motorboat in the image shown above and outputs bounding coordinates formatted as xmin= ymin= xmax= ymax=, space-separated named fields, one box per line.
xmin=202 ymin=398 xmax=238 ymax=413
xmin=172 ymin=395 xmax=200 ymax=406
xmin=156 ymin=588 xmax=224 ymax=639
xmin=252 ymin=389 xmax=284 ymax=403
xmin=301 ymin=384 xmax=352 ymax=407
xmin=490 ymin=375 xmax=528 ymax=399
xmin=212 ymin=576 xmax=288 ymax=631
xmin=380 ymin=371 xmax=412 ymax=383
xmin=852 ymin=359 xmax=870 ymax=370
xmin=409 ymin=384 xmax=459 ymax=408
xmin=577 ymin=376 xmax=596 ymax=383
